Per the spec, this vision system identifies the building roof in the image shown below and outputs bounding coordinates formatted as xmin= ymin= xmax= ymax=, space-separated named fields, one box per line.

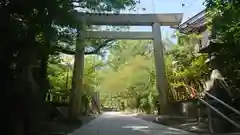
xmin=178 ymin=9 xmax=209 ymax=34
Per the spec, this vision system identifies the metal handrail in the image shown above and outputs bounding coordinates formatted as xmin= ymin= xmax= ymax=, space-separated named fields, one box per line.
xmin=204 ymin=91 xmax=240 ymax=116
xmin=198 ymin=91 xmax=240 ymax=128
xmin=199 ymin=98 xmax=240 ymax=128
xmin=198 ymin=98 xmax=240 ymax=128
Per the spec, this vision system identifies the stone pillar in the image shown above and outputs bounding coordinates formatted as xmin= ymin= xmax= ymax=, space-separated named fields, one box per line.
xmin=152 ymin=23 xmax=168 ymax=114
xmin=69 ymin=28 xmax=85 ymax=120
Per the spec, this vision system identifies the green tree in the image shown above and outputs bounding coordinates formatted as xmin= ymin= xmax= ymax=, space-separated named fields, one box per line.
xmin=1 ymin=0 xmax=139 ymax=134
xmin=99 ymin=40 xmax=160 ymax=113
xmin=205 ymin=0 xmax=240 ymax=94
xmin=97 ymin=35 xmax=209 ymax=113
xmin=166 ymin=33 xmax=209 ymax=101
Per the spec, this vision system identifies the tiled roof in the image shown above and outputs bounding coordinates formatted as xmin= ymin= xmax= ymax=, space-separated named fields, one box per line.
xmin=178 ymin=9 xmax=209 ymax=34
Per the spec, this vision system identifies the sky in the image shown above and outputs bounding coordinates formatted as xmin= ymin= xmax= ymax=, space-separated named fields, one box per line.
xmin=63 ymin=0 xmax=206 ymax=64
xmin=121 ymin=0 xmax=205 ymax=41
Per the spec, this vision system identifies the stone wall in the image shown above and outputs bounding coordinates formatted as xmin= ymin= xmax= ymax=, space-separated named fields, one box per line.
xmin=168 ymin=102 xmax=183 ymax=116
xmin=168 ymin=101 xmax=207 ymax=117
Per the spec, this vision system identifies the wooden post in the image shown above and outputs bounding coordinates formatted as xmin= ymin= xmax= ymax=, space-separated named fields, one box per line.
xmin=69 ymin=28 xmax=85 ymax=120
xmin=152 ymin=23 xmax=168 ymax=114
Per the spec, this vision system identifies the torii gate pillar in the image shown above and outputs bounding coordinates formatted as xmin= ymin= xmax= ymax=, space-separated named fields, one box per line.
xmin=152 ymin=23 xmax=168 ymax=113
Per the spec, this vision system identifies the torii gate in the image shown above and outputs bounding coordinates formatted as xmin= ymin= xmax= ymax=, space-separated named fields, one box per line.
xmin=70 ymin=13 xmax=183 ymax=118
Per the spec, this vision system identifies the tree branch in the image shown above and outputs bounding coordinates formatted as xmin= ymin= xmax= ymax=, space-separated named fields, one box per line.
xmin=85 ymin=39 xmax=114 ymax=55
xmin=55 ymin=39 xmax=115 ymax=55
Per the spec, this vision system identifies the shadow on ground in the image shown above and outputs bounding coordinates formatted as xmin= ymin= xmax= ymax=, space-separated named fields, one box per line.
xmin=40 ymin=116 xmax=96 ymax=135
xmin=39 ymin=106 xmax=98 ymax=135
xmin=134 ymin=114 xmax=210 ymax=134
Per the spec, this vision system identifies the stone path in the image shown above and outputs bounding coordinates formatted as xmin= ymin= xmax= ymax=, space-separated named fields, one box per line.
xmin=68 ymin=112 xmax=197 ymax=135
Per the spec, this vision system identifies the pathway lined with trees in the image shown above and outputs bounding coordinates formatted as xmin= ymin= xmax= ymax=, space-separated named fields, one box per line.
xmin=2 ymin=0 xmax=240 ymax=134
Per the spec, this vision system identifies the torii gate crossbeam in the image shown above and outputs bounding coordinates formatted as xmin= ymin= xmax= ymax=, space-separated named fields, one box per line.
xmin=70 ymin=13 xmax=183 ymax=117
xmin=83 ymin=31 xmax=154 ymax=39
xmin=76 ymin=12 xmax=182 ymax=26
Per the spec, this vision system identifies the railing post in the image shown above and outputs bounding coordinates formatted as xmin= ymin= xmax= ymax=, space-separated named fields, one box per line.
xmin=152 ymin=23 xmax=168 ymax=114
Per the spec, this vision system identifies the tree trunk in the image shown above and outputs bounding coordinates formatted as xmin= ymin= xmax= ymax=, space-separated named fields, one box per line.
xmin=39 ymin=54 xmax=49 ymax=101
xmin=13 ymin=48 xmax=40 ymax=135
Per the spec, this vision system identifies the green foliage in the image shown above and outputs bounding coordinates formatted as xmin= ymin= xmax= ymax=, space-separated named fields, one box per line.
xmin=48 ymin=63 xmax=71 ymax=92
xmin=205 ymin=0 xmax=240 ymax=92
xmin=48 ymin=55 xmax=103 ymax=93
xmin=96 ymin=36 xmax=209 ymax=113
xmin=2 ymin=0 xmax=142 ymax=133
xmin=2 ymin=0 xmax=141 ymax=97
xmin=97 ymin=40 xmax=157 ymax=113
xmin=168 ymin=36 xmax=209 ymax=95
xmin=166 ymin=33 xmax=209 ymax=101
